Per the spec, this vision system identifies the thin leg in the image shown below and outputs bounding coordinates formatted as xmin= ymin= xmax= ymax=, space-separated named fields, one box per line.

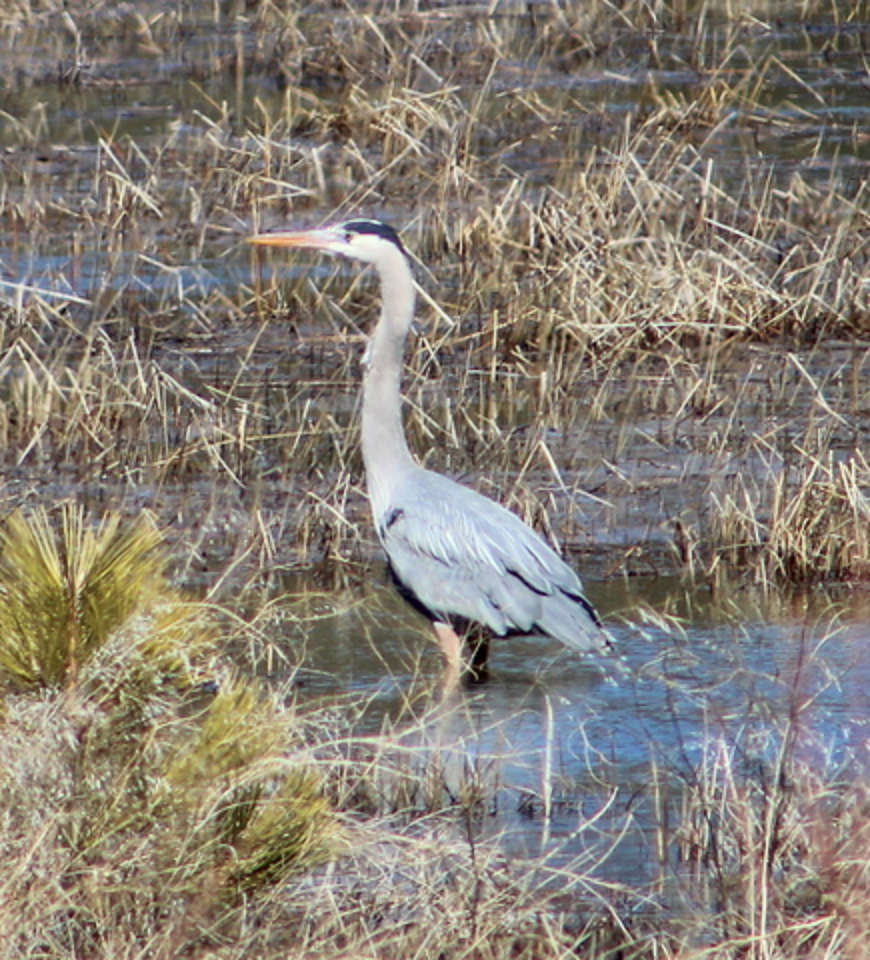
xmin=433 ymin=620 xmax=462 ymax=694
xmin=465 ymin=630 xmax=489 ymax=684
xmin=433 ymin=621 xmax=491 ymax=688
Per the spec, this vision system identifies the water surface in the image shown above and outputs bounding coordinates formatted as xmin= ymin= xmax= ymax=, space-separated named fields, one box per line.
xmin=1 ymin=0 xmax=869 ymax=897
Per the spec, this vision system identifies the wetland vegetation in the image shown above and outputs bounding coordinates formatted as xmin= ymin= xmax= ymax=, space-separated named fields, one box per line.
xmin=1 ymin=0 xmax=870 ymax=956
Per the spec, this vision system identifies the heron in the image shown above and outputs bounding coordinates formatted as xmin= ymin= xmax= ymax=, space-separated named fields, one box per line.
xmin=249 ymin=218 xmax=612 ymax=680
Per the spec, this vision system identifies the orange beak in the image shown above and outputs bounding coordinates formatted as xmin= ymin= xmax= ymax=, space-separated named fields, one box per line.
xmin=248 ymin=228 xmax=341 ymax=251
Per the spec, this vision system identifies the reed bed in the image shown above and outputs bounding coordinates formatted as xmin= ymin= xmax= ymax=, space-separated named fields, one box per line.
xmin=1 ymin=0 xmax=870 ymax=957
xmin=0 ymin=507 xmax=865 ymax=959
xmin=0 ymin=45 xmax=867 ymax=577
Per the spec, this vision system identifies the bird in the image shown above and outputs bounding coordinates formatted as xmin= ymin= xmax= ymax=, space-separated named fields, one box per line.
xmin=249 ymin=218 xmax=612 ymax=680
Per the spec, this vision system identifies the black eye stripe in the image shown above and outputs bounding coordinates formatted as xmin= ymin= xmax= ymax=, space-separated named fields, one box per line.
xmin=341 ymin=219 xmax=406 ymax=253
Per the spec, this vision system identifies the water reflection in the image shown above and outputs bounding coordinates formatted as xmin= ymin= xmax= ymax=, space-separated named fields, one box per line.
xmin=3 ymin=0 xmax=870 ymax=900
xmin=257 ymin=568 xmax=870 ymax=883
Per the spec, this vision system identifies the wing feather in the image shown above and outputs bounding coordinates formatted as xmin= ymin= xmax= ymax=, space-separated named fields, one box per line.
xmin=376 ymin=468 xmax=605 ymax=653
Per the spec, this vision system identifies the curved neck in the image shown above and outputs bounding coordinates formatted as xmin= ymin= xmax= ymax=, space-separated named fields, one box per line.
xmin=361 ymin=244 xmax=417 ymax=517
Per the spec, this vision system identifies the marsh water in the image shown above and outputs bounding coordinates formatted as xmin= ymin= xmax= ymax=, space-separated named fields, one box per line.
xmin=254 ymin=567 xmax=870 ymax=888
xmin=2 ymin=1 xmax=870 ymax=894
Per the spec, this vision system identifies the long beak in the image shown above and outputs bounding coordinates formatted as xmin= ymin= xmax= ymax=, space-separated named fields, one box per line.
xmin=248 ymin=228 xmax=338 ymax=250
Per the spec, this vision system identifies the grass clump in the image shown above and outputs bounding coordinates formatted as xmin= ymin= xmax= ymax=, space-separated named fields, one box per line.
xmin=0 ymin=675 xmax=338 ymax=956
xmin=0 ymin=507 xmax=340 ymax=957
xmin=709 ymin=440 xmax=870 ymax=586
xmin=659 ymin=729 xmax=870 ymax=958
xmin=771 ymin=453 xmax=870 ymax=583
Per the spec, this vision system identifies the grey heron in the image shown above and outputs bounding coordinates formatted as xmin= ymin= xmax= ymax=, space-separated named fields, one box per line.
xmin=249 ymin=219 xmax=611 ymax=679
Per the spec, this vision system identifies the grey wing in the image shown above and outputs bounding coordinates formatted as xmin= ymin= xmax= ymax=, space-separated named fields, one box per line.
xmin=378 ymin=469 xmax=609 ymax=655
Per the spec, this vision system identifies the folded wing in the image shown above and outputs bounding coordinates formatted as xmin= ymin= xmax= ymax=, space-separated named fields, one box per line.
xmin=378 ymin=467 xmax=609 ymax=655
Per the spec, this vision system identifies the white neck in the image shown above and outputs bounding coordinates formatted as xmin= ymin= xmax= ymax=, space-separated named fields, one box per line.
xmin=361 ymin=243 xmax=417 ymax=519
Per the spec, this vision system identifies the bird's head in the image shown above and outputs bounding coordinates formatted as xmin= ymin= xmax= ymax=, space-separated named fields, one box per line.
xmin=248 ymin=218 xmax=407 ymax=266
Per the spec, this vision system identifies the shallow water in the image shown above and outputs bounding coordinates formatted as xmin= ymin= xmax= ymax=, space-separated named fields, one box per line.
xmin=253 ymin=567 xmax=870 ymax=891
xmin=2 ymin=0 xmax=870 ymax=896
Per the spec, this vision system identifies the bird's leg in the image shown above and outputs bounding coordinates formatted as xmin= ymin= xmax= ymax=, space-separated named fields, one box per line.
xmin=433 ymin=621 xmax=490 ymax=687
xmin=464 ymin=626 xmax=489 ymax=684
xmin=433 ymin=620 xmax=463 ymax=681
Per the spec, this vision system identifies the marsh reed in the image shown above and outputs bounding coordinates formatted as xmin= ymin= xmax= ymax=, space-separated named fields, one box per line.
xmin=1 ymin=0 xmax=870 ymax=956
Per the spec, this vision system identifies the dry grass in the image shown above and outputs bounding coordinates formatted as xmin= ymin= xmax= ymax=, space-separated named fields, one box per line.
xmin=1 ymin=1 xmax=870 ymax=957
xmin=0 ymin=508 xmax=340 ymax=958
xmin=0 ymin=0 xmax=867 ymax=582
xmin=659 ymin=734 xmax=870 ymax=959
xmin=0 ymin=523 xmax=866 ymax=960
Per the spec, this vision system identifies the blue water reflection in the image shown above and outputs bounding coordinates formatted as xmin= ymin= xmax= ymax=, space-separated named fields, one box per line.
xmin=262 ymin=570 xmax=870 ymax=886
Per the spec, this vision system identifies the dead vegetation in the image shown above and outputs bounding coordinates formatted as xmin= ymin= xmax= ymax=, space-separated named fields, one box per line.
xmin=0 ymin=511 xmax=867 ymax=959
xmin=1 ymin=0 xmax=870 ymax=956
xmin=0 ymin=507 xmax=340 ymax=957
xmin=0 ymin=1 xmax=868 ymax=587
